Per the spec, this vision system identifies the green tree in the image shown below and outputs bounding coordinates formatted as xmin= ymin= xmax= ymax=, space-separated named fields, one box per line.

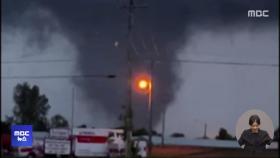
xmin=215 ymin=128 xmax=235 ymax=140
xmin=50 ymin=114 xmax=69 ymax=128
xmin=11 ymin=82 xmax=50 ymax=131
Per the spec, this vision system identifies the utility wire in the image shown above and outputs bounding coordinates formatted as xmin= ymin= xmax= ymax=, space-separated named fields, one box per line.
xmin=157 ymin=59 xmax=279 ymax=67
xmin=1 ymin=74 xmax=116 ymax=80
xmin=1 ymin=59 xmax=74 ymax=64
xmin=2 ymin=59 xmax=278 ymax=67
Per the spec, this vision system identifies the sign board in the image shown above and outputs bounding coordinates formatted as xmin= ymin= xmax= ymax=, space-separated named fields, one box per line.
xmin=72 ymin=128 xmax=124 ymax=157
xmin=50 ymin=128 xmax=70 ymax=139
xmin=44 ymin=139 xmax=71 ymax=155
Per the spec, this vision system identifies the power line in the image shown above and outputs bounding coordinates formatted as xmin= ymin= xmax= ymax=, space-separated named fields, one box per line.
xmin=1 ymin=74 xmax=116 ymax=80
xmin=136 ymin=58 xmax=278 ymax=67
xmin=160 ymin=59 xmax=279 ymax=67
xmin=1 ymin=59 xmax=74 ymax=64
xmin=2 ymin=58 xmax=278 ymax=67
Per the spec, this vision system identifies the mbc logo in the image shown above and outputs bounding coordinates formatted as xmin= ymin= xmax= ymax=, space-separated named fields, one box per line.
xmin=14 ymin=130 xmax=30 ymax=141
xmin=248 ymin=10 xmax=269 ymax=18
xmin=11 ymin=125 xmax=33 ymax=147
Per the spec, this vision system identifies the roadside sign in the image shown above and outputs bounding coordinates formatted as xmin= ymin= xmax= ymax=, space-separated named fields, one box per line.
xmin=44 ymin=139 xmax=71 ymax=155
xmin=50 ymin=128 xmax=70 ymax=139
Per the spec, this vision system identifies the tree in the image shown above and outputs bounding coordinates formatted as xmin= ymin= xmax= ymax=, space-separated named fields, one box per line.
xmin=50 ymin=114 xmax=69 ymax=128
xmin=133 ymin=128 xmax=148 ymax=136
xmin=114 ymin=126 xmax=125 ymax=130
xmin=1 ymin=121 xmax=11 ymax=134
xmin=4 ymin=116 xmax=14 ymax=125
xmin=152 ymin=130 xmax=162 ymax=137
xmin=215 ymin=128 xmax=235 ymax=140
xmin=11 ymin=82 xmax=50 ymax=131
xmin=170 ymin=132 xmax=185 ymax=138
xmin=1 ymin=121 xmax=12 ymax=152
xmin=77 ymin=124 xmax=87 ymax=128
xmin=133 ymin=128 xmax=161 ymax=137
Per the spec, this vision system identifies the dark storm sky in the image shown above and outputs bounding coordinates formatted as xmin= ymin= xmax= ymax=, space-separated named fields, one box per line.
xmin=2 ymin=0 xmax=278 ymax=138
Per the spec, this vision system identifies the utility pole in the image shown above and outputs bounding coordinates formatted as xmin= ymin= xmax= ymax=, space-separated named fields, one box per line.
xmin=161 ymin=110 xmax=165 ymax=146
xmin=203 ymin=123 xmax=207 ymax=139
xmin=121 ymin=0 xmax=147 ymax=157
xmin=71 ymin=87 xmax=75 ymax=129
xmin=147 ymin=35 xmax=161 ymax=156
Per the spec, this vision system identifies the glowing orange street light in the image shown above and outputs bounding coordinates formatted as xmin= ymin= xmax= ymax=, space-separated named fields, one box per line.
xmin=133 ymin=73 xmax=152 ymax=94
xmin=138 ymin=79 xmax=151 ymax=91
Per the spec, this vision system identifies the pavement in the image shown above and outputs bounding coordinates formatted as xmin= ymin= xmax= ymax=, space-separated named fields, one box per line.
xmin=151 ymin=145 xmax=279 ymax=158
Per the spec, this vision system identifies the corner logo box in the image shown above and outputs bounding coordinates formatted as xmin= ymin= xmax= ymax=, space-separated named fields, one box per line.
xmin=11 ymin=125 xmax=33 ymax=147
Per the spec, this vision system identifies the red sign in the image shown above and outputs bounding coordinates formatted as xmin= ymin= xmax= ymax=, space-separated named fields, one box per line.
xmin=76 ymin=136 xmax=107 ymax=143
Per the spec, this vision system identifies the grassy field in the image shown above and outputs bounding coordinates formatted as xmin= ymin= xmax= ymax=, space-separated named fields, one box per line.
xmin=151 ymin=145 xmax=279 ymax=158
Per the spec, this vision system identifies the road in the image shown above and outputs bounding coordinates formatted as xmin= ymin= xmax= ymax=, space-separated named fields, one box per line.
xmin=3 ymin=145 xmax=278 ymax=158
xmin=151 ymin=145 xmax=279 ymax=158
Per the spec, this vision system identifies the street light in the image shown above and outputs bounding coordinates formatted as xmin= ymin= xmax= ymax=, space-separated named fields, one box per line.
xmin=137 ymin=79 xmax=151 ymax=92
xmin=134 ymin=74 xmax=152 ymax=94
xmin=138 ymin=80 xmax=149 ymax=89
xmin=134 ymin=74 xmax=153 ymax=157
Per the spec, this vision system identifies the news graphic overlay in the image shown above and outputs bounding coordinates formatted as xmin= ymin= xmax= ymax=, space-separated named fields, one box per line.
xmin=11 ymin=125 xmax=33 ymax=147
xmin=235 ymin=109 xmax=274 ymax=149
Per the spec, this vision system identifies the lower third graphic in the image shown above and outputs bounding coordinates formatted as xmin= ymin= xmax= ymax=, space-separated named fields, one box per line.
xmin=11 ymin=125 xmax=33 ymax=147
